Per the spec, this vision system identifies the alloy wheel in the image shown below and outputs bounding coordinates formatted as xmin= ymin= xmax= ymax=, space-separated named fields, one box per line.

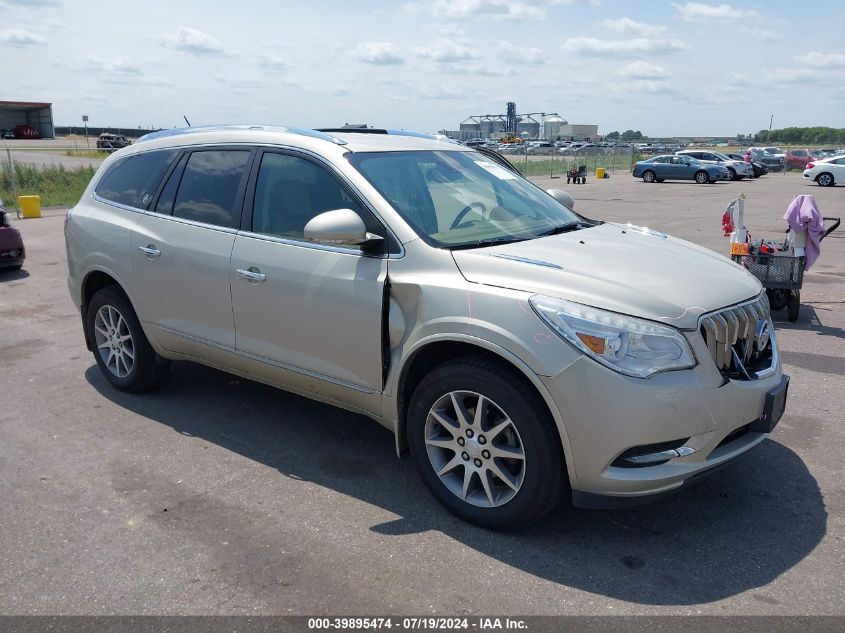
xmin=93 ymin=305 xmax=135 ymax=378
xmin=424 ymin=391 xmax=526 ymax=508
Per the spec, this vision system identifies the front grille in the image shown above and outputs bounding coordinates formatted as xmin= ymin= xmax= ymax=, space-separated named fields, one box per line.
xmin=699 ymin=295 xmax=773 ymax=380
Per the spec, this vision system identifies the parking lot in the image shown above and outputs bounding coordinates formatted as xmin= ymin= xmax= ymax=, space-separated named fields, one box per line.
xmin=0 ymin=171 xmax=842 ymax=615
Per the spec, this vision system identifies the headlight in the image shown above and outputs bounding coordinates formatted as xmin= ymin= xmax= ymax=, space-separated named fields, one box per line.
xmin=530 ymin=295 xmax=696 ymax=378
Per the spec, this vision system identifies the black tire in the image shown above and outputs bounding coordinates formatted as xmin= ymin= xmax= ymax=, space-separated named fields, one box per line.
xmin=407 ymin=356 xmax=567 ymax=530
xmin=767 ymin=288 xmax=788 ymax=311
xmin=816 ymin=172 xmax=834 ymax=187
xmin=787 ymin=290 xmax=801 ymax=322
xmin=728 ymin=167 xmax=738 ymax=180
xmin=3 ymin=264 xmax=22 ymax=271
xmin=695 ymin=170 xmax=709 ymax=184
xmin=642 ymin=170 xmax=656 ymax=183
xmin=86 ymin=285 xmax=169 ymax=392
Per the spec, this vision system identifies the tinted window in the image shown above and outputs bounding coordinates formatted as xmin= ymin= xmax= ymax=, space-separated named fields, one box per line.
xmin=155 ymin=154 xmax=187 ymax=215
xmin=95 ymin=149 xmax=178 ymax=209
xmin=251 ymin=152 xmax=378 ymax=243
xmin=172 ymin=150 xmax=251 ymax=228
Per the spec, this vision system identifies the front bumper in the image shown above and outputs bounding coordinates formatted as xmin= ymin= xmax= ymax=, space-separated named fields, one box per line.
xmin=0 ymin=241 xmax=24 ymax=268
xmin=541 ymin=330 xmax=784 ymax=504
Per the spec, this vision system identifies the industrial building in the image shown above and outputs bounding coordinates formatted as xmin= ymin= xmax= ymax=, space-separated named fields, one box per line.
xmin=441 ymin=102 xmax=598 ymax=142
xmin=0 ymin=101 xmax=54 ymax=138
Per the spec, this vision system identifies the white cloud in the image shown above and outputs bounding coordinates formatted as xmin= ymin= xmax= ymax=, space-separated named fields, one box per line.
xmin=257 ymin=55 xmax=288 ymax=72
xmin=741 ymin=27 xmax=781 ymax=42
xmin=0 ymin=28 xmax=45 ymax=47
xmin=497 ymin=41 xmax=545 ymax=65
xmin=405 ymin=0 xmax=587 ymax=21
xmin=673 ymin=3 xmax=758 ymax=21
xmin=616 ymin=61 xmax=671 ymax=80
xmin=87 ymin=56 xmax=143 ymax=76
xmin=418 ymin=85 xmax=464 ymax=99
xmin=564 ymin=37 xmax=687 ymax=56
xmin=766 ymin=68 xmax=823 ymax=85
xmin=412 ymin=38 xmax=478 ymax=63
xmin=161 ymin=26 xmax=224 ymax=56
xmin=600 ymin=17 xmax=666 ymax=36
xmin=357 ymin=42 xmax=404 ymax=65
xmin=794 ymin=51 xmax=845 ymax=68
xmin=1 ymin=0 xmax=60 ymax=6
xmin=614 ymin=80 xmax=678 ymax=96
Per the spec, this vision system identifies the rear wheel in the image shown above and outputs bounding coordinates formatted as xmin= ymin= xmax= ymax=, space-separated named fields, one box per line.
xmin=695 ymin=170 xmax=709 ymax=184
xmin=86 ymin=286 xmax=169 ymax=392
xmin=407 ymin=356 xmax=566 ymax=530
xmin=817 ymin=173 xmax=834 ymax=187
xmin=787 ymin=290 xmax=801 ymax=322
xmin=642 ymin=170 xmax=656 ymax=183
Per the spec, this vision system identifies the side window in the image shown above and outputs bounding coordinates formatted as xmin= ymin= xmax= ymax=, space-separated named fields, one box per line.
xmin=251 ymin=152 xmax=381 ymax=245
xmin=155 ymin=154 xmax=187 ymax=215
xmin=172 ymin=150 xmax=251 ymax=228
xmin=95 ymin=149 xmax=178 ymax=209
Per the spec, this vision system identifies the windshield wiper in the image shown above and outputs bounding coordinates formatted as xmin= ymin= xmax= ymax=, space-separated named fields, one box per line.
xmin=448 ymin=236 xmax=530 ymax=250
xmin=537 ymin=221 xmax=591 ymax=237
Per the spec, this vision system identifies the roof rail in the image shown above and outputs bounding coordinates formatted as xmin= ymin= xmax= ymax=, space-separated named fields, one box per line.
xmin=316 ymin=128 xmax=442 ymax=141
xmin=136 ymin=125 xmax=347 ymax=145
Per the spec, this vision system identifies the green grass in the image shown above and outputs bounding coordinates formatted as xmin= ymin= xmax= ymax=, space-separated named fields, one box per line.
xmin=64 ymin=149 xmax=110 ymax=159
xmin=1 ymin=162 xmax=96 ymax=208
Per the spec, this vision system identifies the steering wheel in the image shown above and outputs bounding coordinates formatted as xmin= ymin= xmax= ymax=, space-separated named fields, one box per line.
xmin=451 ymin=202 xmax=487 ymax=229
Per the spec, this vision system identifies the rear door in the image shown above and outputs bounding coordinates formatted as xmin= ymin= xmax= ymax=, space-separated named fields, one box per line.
xmin=131 ymin=147 xmax=254 ymax=351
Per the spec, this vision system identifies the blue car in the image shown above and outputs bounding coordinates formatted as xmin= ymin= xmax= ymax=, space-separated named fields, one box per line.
xmin=632 ymin=154 xmax=731 ymax=184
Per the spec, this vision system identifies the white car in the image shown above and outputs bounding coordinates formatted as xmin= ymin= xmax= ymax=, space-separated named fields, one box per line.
xmin=803 ymin=155 xmax=845 ymax=187
xmin=676 ymin=150 xmax=754 ymax=180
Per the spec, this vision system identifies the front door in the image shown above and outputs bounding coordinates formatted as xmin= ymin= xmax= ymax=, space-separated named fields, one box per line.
xmin=230 ymin=150 xmax=388 ymax=414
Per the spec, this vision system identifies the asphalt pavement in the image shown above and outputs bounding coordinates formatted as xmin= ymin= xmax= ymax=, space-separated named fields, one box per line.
xmin=0 ymin=171 xmax=842 ymax=615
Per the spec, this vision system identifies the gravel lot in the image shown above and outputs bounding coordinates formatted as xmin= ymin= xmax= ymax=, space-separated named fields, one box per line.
xmin=0 ymin=171 xmax=842 ymax=616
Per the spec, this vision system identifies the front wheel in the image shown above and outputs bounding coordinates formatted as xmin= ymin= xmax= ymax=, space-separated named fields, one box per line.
xmin=695 ymin=170 xmax=710 ymax=184
xmin=407 ymin=356 xmax=566 ymax=530
xmin=642 ymin=170 xmax=656 ymax=183
xmin=728 ymin=167 xmax=738 ymax=180
xmin=86 ymin=286 xmax=169 ymax=392
xmin=817 ymin=173 xmax=834 ymax=187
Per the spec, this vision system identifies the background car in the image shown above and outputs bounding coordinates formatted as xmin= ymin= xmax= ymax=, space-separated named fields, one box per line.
xmin=0 ymin=129 xmax=14 ymax=139
xmin=785 ymin=148 xmax=817 ymax=170
xmin=803 ymin=155 xmax=845 ymax=187
xmin=677 ymin=150 xmax=754 ymax=180
xmin=727 ymin=153 xmax=768 ymax=177
xmin=96 ymin=133 xmax=131 ymax=151
xmin=746 ymin=147 xmax=786 ymax=172
xmin=632 ymin=155 xmax=730 ymax=183
xmin=13 ymin=124 xmax=39 ymax=139
xmin=0 ymin=199 xmax=25 ymax=271
xmin=526 ymin=141 xmax=556 ymax=155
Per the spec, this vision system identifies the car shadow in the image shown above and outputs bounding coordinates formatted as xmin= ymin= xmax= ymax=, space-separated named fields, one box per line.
xmin=85 ymin=361 xmax=826 ymax=606
xmin=773 ymin=303 xmax=845 ymax=342
xmin=0 ymin=267 xmax=29 ymax=282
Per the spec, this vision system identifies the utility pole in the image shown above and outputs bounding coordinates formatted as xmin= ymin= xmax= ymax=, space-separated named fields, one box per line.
xmin=769 ymin=114 xmax=773 ymax=131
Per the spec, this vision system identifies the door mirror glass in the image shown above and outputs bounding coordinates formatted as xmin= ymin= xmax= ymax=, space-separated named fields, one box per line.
xmin=303 ymin=209 xmax=384 ymax=247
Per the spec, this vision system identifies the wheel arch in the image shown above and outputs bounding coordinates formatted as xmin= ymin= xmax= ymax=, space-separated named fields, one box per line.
xmin=392 ymin=335 xmax=577 ymax=486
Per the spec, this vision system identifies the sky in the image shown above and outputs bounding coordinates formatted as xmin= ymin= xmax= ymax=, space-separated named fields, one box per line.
xmin=2 ymin=0 xmax=844 ymax=137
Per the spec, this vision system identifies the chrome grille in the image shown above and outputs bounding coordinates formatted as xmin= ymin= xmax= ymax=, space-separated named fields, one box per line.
xmin=699 ymin=295 xmax=772 ymax=377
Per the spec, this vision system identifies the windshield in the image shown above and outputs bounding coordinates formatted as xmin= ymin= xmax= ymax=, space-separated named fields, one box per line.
xmin=713 ymin=152 xmax=732 ymax=161
xmin=349 ymin=150 xmax=583 ymax=248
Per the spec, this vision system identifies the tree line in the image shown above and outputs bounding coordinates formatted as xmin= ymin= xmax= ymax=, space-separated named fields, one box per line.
xmin=755 ymin=127 xmax=845 ymax=145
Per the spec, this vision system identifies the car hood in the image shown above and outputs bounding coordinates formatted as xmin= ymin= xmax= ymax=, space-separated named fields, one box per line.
xmin=451 ymin=223 xmax=761 ymax=330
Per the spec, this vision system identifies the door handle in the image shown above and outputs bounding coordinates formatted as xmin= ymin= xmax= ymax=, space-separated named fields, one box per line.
xmin=236 ymin=267 xmax=267 ymax=283
xmin=138 ymin=245 xmax=161 ymax=258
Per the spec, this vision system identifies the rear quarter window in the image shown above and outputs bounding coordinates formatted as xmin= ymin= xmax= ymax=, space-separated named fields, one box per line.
xmin=95 ymin=149 xmax=178 ymax=209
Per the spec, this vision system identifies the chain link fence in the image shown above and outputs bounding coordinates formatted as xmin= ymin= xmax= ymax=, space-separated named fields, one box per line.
xmin=499 ymin=144 xmax=641 ymax=180
xmin=1 ymin=138 xmax=99 ymax=215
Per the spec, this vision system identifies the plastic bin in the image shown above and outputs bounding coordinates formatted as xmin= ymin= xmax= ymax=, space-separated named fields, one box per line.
xmin=595 ymin=167 xmax=606 ymax=179
xmin=18 ymin=195 xmax=41 ymax=219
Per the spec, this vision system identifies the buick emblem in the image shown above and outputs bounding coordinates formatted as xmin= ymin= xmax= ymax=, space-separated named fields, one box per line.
xmin=754 ymin=320 xmax=770 ymax=352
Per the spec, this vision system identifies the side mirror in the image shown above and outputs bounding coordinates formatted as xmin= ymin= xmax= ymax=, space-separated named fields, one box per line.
xmin=546 ymin=188 xmax=575 ymax=210
xmin=303 ymin=209 xmax=384 ymax=248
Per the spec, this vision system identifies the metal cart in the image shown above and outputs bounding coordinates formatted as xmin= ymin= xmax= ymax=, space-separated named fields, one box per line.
xmin=731 ymin=216 xmax=840 ymax=322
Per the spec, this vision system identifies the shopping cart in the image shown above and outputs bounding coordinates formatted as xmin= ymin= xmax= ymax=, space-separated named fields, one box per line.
xmin=730 ymin=216 xmax=839 ymax=322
